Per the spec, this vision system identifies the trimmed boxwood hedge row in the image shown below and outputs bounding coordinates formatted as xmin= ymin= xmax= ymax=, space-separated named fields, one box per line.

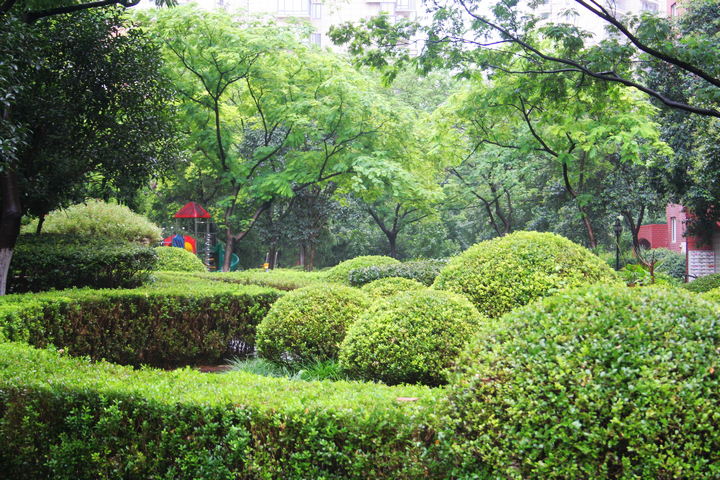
xmin=0 ymin=277 xmax=281 ymax=368
xmin=448 ymin=285 xmax=720 ymax=478
xmin=682 ymin=272 xmax=720 ymax=293
xmin=325 ymin=255 xmax=401 ymax=285
xmin=433 ymin=231 xmax=620 ymax=318
xmin=9 ymin=234 xmax=157 ymax=293
xmin=0 ymin=342 xmax=472 ymax=479
xmin=194 ymin=268 xmax=327 ymax=291
xmin=360 ymin=277 xmax=426 ymax=300
xmin=348 ymin=259 xmax=449 ymax=287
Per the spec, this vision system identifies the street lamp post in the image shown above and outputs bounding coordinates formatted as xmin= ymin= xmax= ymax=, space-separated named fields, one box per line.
xmin=613 ymin=218 xmax=623 ymax=271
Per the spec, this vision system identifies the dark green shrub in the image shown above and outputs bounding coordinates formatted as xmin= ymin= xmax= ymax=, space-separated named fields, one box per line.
xmin=349 ymin=258 xmax=449 ymax=287
xmin=340 ymin=290 xmax=485 ymax=386
xmin=8 ymin=234 xmax=157 ymax=293
xmin=156 ymin=246 xmax=207 ymax=272
xmin=0 ymin=342 xmax=463 ymax=479
xmin=255 ymin=284 xmax=370 ymax=365
xmin=360 ymin=277 xmax=426 ymax=300
xmin=22 ymin=198 xmax=162 ymax=243
xmin=0 ymin=278 xmax=280 ymax=368
xmin=324 ymin=255 xmax=401 ymax=285
xmin=650 ymin=247 xmax=687 ymax=280
xmin=433 ymin=231 xmax=620 ymax=318
xmin=448 ymin=285 xmax=720 ymax=478
xmin=682 ymin=272 xmax=720 ymax=293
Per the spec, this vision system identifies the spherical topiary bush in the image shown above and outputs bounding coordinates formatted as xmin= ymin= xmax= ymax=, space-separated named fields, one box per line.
xmin=360 ymin=277 xmax=426 ymax=300
xmin=433 ymin=231 xmax=620 ymax=318
xmin=256 ymin=284 xmax=369 ymax=365
xmin=339 ymin=290 xmax=485 ymax=386
xmin=682 ymin=272 xmax=720 ymax=293
xmin=447 ymin=285 xmax=720 ymax=478
xmin=325 ymin=255 xmax=401 ymax=285
xmin=155 ymin=246 xmax=207 ymax=272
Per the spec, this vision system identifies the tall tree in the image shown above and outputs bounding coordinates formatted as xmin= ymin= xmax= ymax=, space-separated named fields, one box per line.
xmin=0 ymin=8 xmax=177 ymax=295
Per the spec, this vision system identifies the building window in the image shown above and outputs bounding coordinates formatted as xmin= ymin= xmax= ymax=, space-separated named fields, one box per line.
xmin=278 ymin=0 xmax=310 ymax=16
xmin=310 ymin=33 xmax=321 ymax=46
xmin=671 ymin=2 xmax=678 ymax=15
xmin=311 ymin=2 xmax=321 ymax=19
xmin=671 ymin=217 xmax=677 ymax=243
xmin=380 ymin=2 xmax=396 ymax=14
xmin=396 ymin=0 xmax=416 ymax=9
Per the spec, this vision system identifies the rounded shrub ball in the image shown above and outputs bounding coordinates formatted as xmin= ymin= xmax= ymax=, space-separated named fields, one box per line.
xmin=447 ymin=285 xmax=720 ymax=478
xmin=360 ymin=277 xmax=426 ymax=300
xmin=325 ymin=255 xmax=401 ymax=285
xmin=155 ymin=246 xmax=207 ymax=272
xmin=256 ymin=284 xmax=369 ymax=365
xmin=339 ymin=290 xmax=485 ymax=386
xmin=433 ymin=231 xmax=620 ymax=318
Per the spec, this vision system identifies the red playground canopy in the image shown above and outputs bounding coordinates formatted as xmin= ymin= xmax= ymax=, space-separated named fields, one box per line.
xmin=174 ymin=202 xmax=211 ymax=219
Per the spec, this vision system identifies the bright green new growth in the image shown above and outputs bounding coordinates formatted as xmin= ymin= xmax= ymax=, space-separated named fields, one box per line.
xmin=448 ymin=285 xmax=720 ymax=477
xmin=433 ymin=231 xmax=620 ymax=318
xmin=155 ymin=246 xmax=206 ymax=273
xmin=256 ymin=284 xmax=370 ymax=365
xmin=340 ymin=290 xmax=485 ymax=386
xmin=22 ymin=199 xmax=162 ymax=243
xmin=325 ymin=255 xmax=401 ymax=285
xmin=701 ymin=286 xmax=720 ymax=303
xmin=360 ymin=277 xmax=426 ymax=300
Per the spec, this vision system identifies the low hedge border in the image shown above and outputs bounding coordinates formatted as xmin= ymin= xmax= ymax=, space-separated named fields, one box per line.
xmin=0 ymin=343 xmax=474 ymax=479
xmin=349 ymin=259 xmax=449 ymax=287
xmin=0 ymin=276 xmax=282 ymax=368
xmin=193 ymin=269 xmax=327 ymax=291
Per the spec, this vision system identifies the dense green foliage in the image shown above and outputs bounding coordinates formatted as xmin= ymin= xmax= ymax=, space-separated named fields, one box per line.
xmin=22 ymin=199 xmax=162 ymax=243
xmin=701 ymin=287 xmax=720 ymax=303
xmin=682 ymin=273 xmax=720 ymax=293
xmin=340 ymin=290 xmax=484 ymax=386
xmin=360 ymin=277 xmax=426 ymax=300
xmin=155 ymin=246 xmax=206 ymax=273
xmin=325 ymin=255 xmax=401 ymax=285
xmin=348 ymin=258 xmax=448 ymax=287
xmin=448 ymin=285 xmax=720 ymax=478
xmin=0 ymin=275 xmax=280 ymax=367
xmin=0 ymin=342 xmax=459 ymax=479
xmin=256 ymin=285 xmax=370 ymax=366
xmin=433 ymin=231 xmax=620 ymax=318
xmin=8 ymin=234 xmax=157 ymax=293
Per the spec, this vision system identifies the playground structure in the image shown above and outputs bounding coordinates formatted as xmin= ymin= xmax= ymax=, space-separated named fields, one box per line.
xmin=161 ymin=202 xmax=239 ymax=272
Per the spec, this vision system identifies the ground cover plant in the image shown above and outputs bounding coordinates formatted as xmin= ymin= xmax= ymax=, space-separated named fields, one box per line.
xmin=0 ymin=273 xmax=280 ymax=367
xmin=22 ymin=199 xmax=162 ymax=243
xmin=340 ymin=290 xmax=485 ymax=386
xmin=8 ymin=234 xmax=157 ymax=293
xmin=0 ymin=342 xmax=463 ymax=479
xmin=255 ymin=284 xmax=370 ymax=366
xmin=448 ymin=285 xmax=720 ymax=478
xmin=324 ymin=255 xmax=401 ymax=285
xmin=433 ymin=231 xmax=621 ymax=318
xmin=155 ymin=246 xmax=207 ymax=272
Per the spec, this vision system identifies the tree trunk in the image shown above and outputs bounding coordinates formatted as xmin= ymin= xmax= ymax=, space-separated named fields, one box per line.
xmin=221 ymin=201 xmax=272 ymax=272
xmin=0 ymin=160 xmax=23 ymax=296
xmin=308 ymin=242 xmax=316 ymax=272
xmin=388 ymin=232 xmax=397 ymax=259
xmin=299 ymin=243 xmax=305 ymax=267
xmin=579 ymin=207 xmax=597 ymax=249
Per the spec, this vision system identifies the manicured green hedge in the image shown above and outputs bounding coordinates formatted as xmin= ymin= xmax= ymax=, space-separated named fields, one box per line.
xmin=256 ymin=285 xmax=370 ymax=366
xmin=448 ymin=285 xmax=720 ymax=478
xmin=360 ymin=277 xmax=426 ymax=300
xmin=340 ymin=290 xmax=485 ymax=386
xmin=0 ymin=342 xmax=467 ymax=479
xmin=156 ymin=246 xmax=207 ymax=272
xmin=194 ymin=268 xmax=326 ymax=291
xmin=682 ymin=272 xmax=720 ymax=293
xmin=8 ymin=234 xmax=157 ymax=293
xmin=325 ymin=255 xmax=401 ymax=285
xmin=0 ymin=278 xmax=281 ymax=368
xmin=349 ymin=259 xmax=448 ymax=287
xmin=433 ymin=231 xmax=620 ymax=318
